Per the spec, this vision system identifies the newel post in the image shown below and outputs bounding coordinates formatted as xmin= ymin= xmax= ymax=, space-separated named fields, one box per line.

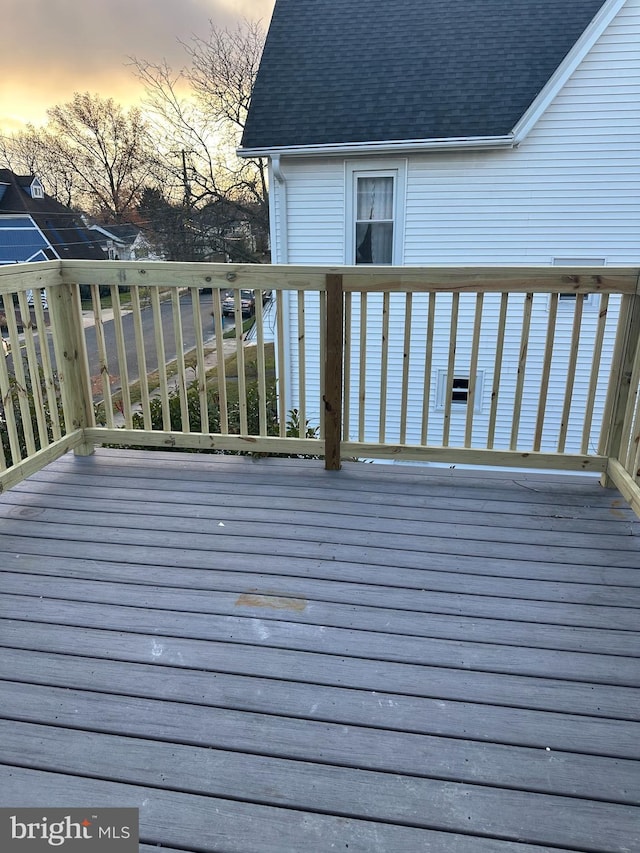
xmin=599 ymin=289 xmax=640 ymax=486
xmin=48 ymin=279 xmax=95 ymax=456
xmin=323 ymin=273 xmax=344 ymax=470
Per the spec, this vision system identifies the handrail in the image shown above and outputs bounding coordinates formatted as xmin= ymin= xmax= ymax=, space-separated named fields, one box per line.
xmin=0 ymin=260 xmax=638 ymax=515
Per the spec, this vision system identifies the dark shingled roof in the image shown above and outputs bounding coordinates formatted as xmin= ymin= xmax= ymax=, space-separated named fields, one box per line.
xmin=0 ymin=169 xmax=105 ymax=261
xmin=242 ymin=0 xmax=607 ymax=149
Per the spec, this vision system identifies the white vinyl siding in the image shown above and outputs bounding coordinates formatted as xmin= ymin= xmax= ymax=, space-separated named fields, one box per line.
xmin=273 ymin=0 xmax=639 ymax=442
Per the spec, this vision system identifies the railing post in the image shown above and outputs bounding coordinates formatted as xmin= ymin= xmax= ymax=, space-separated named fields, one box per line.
xmin=599 ymin=289 xmax=640 ymax=487
xmin=323 ymin=273 xmax=344 ymax=470
xmin=48 ymin=279 xmax=95 ymax=456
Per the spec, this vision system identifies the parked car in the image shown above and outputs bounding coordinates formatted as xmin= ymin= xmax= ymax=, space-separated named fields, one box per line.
xmin=222 ymin=289 xmax=256 ymax=317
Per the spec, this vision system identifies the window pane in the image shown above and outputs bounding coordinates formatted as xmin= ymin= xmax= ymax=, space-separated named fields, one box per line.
xmin=356 ymin=222 xmax=393 ymax=264
xmin=357 ymin=177 xmax=394 ymax=221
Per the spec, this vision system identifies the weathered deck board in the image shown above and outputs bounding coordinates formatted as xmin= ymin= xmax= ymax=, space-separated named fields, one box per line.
xmin=2 ymin=571 xmax=637 ymax=654
xmin=0 ymin=450 xmax=638 ymax=853
xmin=0 ymin=766 xmax=577 ymax=853
xmin=2 ymin=595 xmax=638 ymax=684
xmin=2 ymin=648 xmax=637 ymax=759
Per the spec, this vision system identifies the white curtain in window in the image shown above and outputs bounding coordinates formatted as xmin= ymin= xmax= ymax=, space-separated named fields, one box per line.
xmin=356 ymin=176 xmax=394 ymax=264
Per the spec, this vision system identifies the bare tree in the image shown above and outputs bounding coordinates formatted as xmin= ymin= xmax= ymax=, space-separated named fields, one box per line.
xmin=0 ymin=126 xmax=77 ymax=207
xmin=46 ymin=92 xmax=154 ymax=221
xmin=131 ymin=19 xmax=269 ymax=256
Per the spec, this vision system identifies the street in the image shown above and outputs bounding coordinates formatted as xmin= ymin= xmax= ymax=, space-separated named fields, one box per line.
xmin=83 ymin=290 xmax=230 ymax=395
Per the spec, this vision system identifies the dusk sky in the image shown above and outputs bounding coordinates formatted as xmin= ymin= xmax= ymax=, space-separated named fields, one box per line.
xmin=2 ymin=0 xmax=276 ymax=132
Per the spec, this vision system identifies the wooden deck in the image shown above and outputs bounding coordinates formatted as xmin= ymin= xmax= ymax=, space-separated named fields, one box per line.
xmin=0 ymin=448 xmax=639 ymax=852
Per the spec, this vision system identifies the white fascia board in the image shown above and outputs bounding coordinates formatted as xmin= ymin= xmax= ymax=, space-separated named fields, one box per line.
xmin=512 ymin=0 xmax=627 ymax=143
xmin=237 ymin=135 xmax=515 ymax=159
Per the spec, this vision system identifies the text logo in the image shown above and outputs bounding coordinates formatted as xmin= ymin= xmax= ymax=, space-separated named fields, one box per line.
xmin=0 ymin=809 xmax=138 ymax=851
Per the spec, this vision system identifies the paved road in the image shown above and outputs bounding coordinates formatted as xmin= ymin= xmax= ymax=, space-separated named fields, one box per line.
xmin=83 ymin=291 xmax=233 ymax=394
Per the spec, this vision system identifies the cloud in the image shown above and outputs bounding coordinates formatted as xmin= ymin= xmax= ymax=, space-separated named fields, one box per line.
xmin=1 ymin=0 xmax=275 ymax=127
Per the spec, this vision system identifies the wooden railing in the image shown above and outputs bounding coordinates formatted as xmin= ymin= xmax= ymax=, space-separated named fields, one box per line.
xmin=1 ymin=260 xmax=639 ymax=513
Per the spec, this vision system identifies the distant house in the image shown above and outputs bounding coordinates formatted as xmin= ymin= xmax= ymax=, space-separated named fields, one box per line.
xmin=0 ymin=170 xmax=105 ymax=264
xmin=239 ymin=0 xmax=639 ymax=452
xmin=88 ymin=223 xmax=161 ymax=261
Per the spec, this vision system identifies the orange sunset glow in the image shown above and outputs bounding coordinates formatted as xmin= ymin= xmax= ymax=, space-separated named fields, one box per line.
xmin=1 ymin=0 xmax=275 ymax=131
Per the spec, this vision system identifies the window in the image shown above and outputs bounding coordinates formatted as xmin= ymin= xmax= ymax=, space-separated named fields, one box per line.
xmin=346 ymin=163 xmax=405 ymax=264
xmin=435 ymin=370 xmax=484 ymax=412
xmin=30 ymin=179 xmax=44 ymax=199
xmin=355 ymin=176 xmax=394 ymax=264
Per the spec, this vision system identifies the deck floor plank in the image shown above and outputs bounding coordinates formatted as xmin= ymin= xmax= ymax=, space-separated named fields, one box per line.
xmin=2 ymin=571 xmax=638 ymax=655
xmin=0 ymin=450 xmax=638 ymax=852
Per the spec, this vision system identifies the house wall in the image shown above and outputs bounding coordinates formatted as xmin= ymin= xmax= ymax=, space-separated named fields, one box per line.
xmin=270 ymin=0 xmax=640 ymax=453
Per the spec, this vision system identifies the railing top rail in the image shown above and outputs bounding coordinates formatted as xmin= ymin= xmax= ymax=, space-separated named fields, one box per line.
xmin=62 ymin=261 xmax=640 ymax=295
xmin=0 ymin=260 xmax=62 ymax=295
xmin=1 ymin=260 xmax=638 ymax=296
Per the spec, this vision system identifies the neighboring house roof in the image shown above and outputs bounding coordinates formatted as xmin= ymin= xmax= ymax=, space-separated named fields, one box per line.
xmin=89 ymin=223 xmax=142 ymax=245
xmin=241 ymin=0 xmax=611 ymax=152
xmin=0 ymin=169 xmax=105 ymax=262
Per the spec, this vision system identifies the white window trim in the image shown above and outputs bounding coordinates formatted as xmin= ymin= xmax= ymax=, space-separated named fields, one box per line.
xmin=435 ymin=369 xmax=485 ymax=413
xmin=345 ymin=160 xmax=406 ymax=264
xmin=551 ymin=258 xmax=606 ymax=310
xmin=30 ymin=178 xmax=44 ymax=199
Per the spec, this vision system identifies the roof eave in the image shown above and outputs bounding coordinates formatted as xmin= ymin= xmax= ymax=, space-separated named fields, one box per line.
xmin=238 ymin=135 xmax=516 ymax=159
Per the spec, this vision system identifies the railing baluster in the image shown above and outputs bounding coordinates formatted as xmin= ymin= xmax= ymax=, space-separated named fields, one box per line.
xmin=534 ymin=293 xmax=558 ymax=451
xmin=465 ymin=293 xmax=483 ymax=448
xmin=487 ymin=293 xmax=509 ymax=449
xmin=32 ymin=291 xmax=61 ymax=442
xmin=276 ymin=290 xmax=287 ymax=437
xmin=319 ymin=289 xmax=327 ymax=441
xmin=211 ymin=288 xmax=228 ymax=434
xmin=110 ymin=285 xmax=132 ymax=428
xmin=557 ymin=294 xmax=584 ymax=453
xmin=91 ymin=284 xmax=114 ymax=430
xmin=255 ymin=289 xmax=268 ymax=436
xmin=400 ymin=292 xmax=412 ymax=445
xmin=582 ymin=294 xmax=609 ymax=455
xmin=297 ymin=290 xmax=306 ymax=437
xmin=343 ymin=292 xmax=352 ymax=440
xmin=442 ymin=292 xmax=459 ymax=447
xmin=421 ymin=293 xmax=436 ymax=445
xmin=171 ymin=289 xmax=190 ymax=433
xmin=150 ymin=288 xmax=171 ymax=431
xmin=130 ymin=285 xmax=152 ymax=430
xmin=511 ymin=293 xmax=533 ymax=450
xmin=379 ymin=291 xmax=390 ymax=443
xmin=191 ymin=286 xmax=209 ymax=435
xmin=358 ymin=293 xmax=367 ymax=443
